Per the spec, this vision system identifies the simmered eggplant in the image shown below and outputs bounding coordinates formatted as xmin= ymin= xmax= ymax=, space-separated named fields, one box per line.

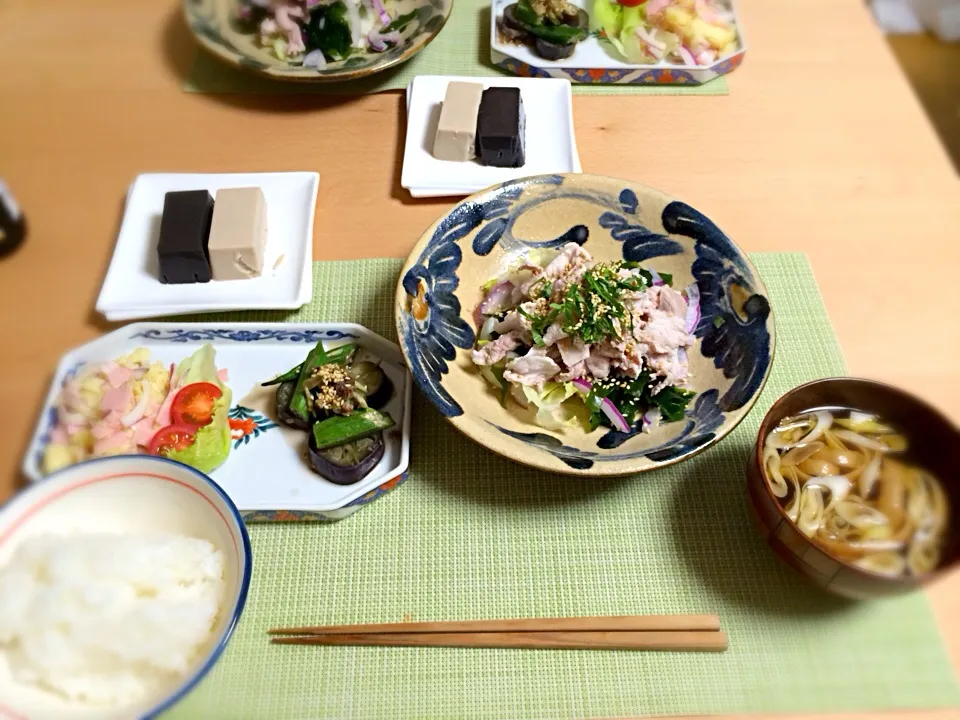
xmin=534 ymin=36 xmax=577 ymax=60
xmin=308 ymin=432 xmax=385 ymax=485
xmin=349 ymin=361 xmax=394 ymax=410
xmin=276 ymin=380 xmax=311 ymax=431
xmin=499 ymin=4 xmax=530 ymax=41
xmin=502 ymin=0 xmax=587 ymax=59
xmin=266 ymin=341 xmax=396 ymax=486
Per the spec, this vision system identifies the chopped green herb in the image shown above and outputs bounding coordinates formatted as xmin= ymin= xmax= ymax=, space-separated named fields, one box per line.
xmin=523 ymin=261 xmax=647 ymax=346
xmin=304 ymin=1 xmax=352 ymax=61
xmin=652 ymin=386 xmax=697 ymax=423
xmin=382 ymin=9 xmax=418 ymax=33
xmin=713 ymin=316 xmax=725 ymax=328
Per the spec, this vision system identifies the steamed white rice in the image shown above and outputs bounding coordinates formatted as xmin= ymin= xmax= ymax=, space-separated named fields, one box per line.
xmin=0 ymin=533 xmax=225 ymax=705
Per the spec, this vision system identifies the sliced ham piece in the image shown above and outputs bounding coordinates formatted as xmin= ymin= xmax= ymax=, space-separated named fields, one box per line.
xmin=132 ymin=417 xmax=158 ymax=447
xmin=91 ymin=411 xmax=123 ymax=440
xmin=472 ymin=331 xmax=523 ymax=366
xmin=105 ymin=364 xmax=134 ymax=389
xmin=155 ymin=387 xmax=177 ymax=428
xmin=100 ymin=386 xmax=133 ymax=414
xmin=503 ymin=347 xmax=560 ymax=387
xmin=93 ymin=429 xmax=136 ymax=456
xmin=645 ymin=0 xmax=671 ymax=16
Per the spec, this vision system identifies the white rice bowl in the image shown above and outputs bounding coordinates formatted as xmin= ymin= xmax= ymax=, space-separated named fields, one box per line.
xmin=0 ymin=455 xmax=251 ymax=720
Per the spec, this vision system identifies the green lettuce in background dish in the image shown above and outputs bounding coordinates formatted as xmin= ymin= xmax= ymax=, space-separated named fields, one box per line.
xmin=166 ymin=344 xmax=233 ymax=474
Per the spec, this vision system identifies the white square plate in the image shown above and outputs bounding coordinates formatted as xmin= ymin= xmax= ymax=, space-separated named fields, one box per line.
xmin=96 ymin=172 xmax=318 ymax=320
xmin=23 ymin=322 xmax=412 ymax=521
xmin=401 ymin=75 xmax=581 ymax=198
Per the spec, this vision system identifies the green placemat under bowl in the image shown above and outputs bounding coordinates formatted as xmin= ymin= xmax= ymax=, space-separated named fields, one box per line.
xmin=184 ymin=0 xmax=730 ymax=96
xmin=167 ymin=253 xmax=959 ymax=719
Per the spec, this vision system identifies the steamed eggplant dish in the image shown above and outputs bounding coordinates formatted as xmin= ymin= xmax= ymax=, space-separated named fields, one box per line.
xmin=263 ymin=341 xmax=395 ymax=485
xmin=497 ymin=0 xmax=588 ymax=61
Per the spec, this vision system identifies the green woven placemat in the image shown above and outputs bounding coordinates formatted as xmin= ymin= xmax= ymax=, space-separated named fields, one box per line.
xmin=167 ymin=253 xmax=959 ymax=719
xmin=184 ymin=0 xmax=730 ymax=96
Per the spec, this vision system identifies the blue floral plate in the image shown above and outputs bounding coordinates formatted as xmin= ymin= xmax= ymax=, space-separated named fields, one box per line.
xmin=395 ymin=174 xmax=775 ymax=476
xmin=23 ymin=323 xmax=412 ymax=521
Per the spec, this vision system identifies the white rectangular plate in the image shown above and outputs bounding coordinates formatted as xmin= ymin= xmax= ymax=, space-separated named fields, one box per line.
xmin=401 ymin=75 xmax=581 ymax=197
xmin=23 ymin=323 xmax=412 ymax=521
xmin=96 ymin=172 xmax=318 ymax=320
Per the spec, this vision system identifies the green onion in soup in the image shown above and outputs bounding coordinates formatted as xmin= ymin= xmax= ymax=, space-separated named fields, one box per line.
xmin=762 ymin=409 xmax=949 ymax=578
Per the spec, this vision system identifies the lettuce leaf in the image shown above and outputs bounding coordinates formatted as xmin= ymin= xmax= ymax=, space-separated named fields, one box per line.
xmin=166 ymin=344 xmax=232 ymax=473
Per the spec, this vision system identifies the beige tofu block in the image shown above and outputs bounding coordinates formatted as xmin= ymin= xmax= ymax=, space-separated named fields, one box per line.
xmin=208 ymin=187 xmax=268 ymax=280
xmin=433 ymin=81 xmax=484 ymax=162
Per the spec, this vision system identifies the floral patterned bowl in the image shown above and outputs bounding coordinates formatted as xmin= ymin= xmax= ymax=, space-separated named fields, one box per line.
xmin=183 ymin=0 xmax=451 ymax=82
xmin=395 ymin=174 xmax=775 ymax=476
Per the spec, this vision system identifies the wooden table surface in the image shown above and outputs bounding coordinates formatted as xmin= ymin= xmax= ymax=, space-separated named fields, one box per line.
xmin=1 ymin=0 xmax=959 ymax=717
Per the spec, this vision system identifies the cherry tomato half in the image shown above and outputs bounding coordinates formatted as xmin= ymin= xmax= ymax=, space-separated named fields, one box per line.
xmin=171 ymin=382 xmax=223 ymax=426
xmin=618 ymin=0 xmax=645 ymax=5
xmin=148 ymin=423 xmax=199 ymax=456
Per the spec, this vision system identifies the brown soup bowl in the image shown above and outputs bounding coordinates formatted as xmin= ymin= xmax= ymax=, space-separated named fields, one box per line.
xmin=746 ymin=377 xmax=960 ymax=600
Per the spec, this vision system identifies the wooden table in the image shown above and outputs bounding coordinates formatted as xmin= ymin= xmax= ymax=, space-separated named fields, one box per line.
xmin=1 ymin=0 xmax=958 ymax=717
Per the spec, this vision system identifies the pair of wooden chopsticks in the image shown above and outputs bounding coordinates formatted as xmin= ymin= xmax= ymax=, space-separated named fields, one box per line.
xmin=269 ymin=614 xmax=727 ymax=652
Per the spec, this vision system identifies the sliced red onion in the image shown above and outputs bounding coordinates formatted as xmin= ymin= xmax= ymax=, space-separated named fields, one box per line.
xmin=368 ymin=29 xmax=401 ymax=52
xmin=677 ymin=45 xmax=697 ymax=66
xmin=636 ymin=26 xmax=666 ymax=51
xmin=302 ymin=49 xmax=327 ymax=68
xmin=648 ymin=268 xmax=664 ymax=286
xmin=678 ymin=347 xmax=688 ymax=365
xmin=478 ymin=281 xmax=515 ymax=317
xmin=600 ymin=397 xmax=630 ymax=433
xmin=370 ymin=0 xmax=390 ymax=25
xmin=642 ymin=408 xmax=660 ymax=433
xmin=683 ymin=283 xmax=701 ymax=334
xmin=571 ymin=378 xmax=592 ymax=394
xmin=120 ymin=381 xmax=151 ymax=428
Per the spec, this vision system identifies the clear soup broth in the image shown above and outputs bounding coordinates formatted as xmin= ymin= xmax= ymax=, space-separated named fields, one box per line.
xmin=762 ymin=407 xmax=949 ymax=578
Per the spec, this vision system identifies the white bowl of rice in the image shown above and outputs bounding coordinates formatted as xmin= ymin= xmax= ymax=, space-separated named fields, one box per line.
xmin=0 ymin=455 xmax=252 ymax=719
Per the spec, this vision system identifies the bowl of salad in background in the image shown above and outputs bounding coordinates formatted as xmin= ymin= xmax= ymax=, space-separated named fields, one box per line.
xmin=184 ymin=0 xmax=451 ymax=82
xmin=491 ymin=0 xmax=745 ymax=85
xmin=395 ymin=174 xmax=774 ymax=476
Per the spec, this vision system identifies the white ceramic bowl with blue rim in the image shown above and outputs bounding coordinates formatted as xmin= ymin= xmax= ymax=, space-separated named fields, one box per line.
xmin=0 ymin=455 xmax=252 ymax=719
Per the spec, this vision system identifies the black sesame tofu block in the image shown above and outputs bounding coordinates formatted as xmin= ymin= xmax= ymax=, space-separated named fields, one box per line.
xmin=157 ymin=190 xmax=214 ymax=284
xmin=476 ymin=87 xmax=526 ymax=168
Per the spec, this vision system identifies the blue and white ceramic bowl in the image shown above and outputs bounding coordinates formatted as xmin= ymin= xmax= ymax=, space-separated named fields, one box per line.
xmin=395 ymin=174 xmax=775 ymax=476
xmin=0 ymin=455 xmax=251 ymax=719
